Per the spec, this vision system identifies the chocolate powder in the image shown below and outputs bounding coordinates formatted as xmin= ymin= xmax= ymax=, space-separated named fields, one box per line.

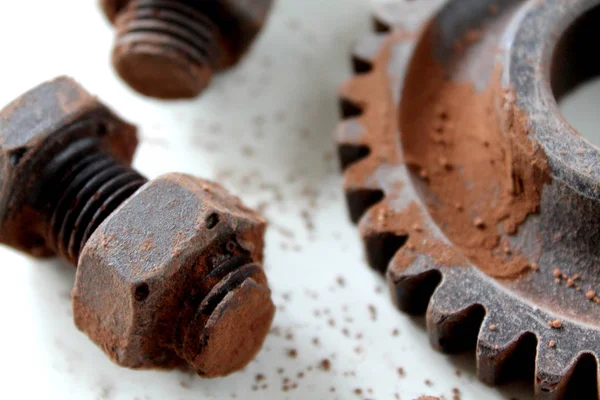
xmin=398 ymin=28 xmax=549 ymax=279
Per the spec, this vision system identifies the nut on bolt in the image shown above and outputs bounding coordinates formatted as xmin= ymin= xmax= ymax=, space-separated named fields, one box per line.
xmin=0 ymin=77 xmax=275 ymax=377
xmin=100 ymin=0 xmax=274 ymax=99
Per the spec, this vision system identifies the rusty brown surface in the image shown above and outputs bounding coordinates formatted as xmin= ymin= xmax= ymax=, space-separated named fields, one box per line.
xmin=100 ymin=0 xmax=274 ymax=99
xmin=338 ymin=0 xmax=600 ymax=398
xmin=0 ymin=76 xmax=138 ymax=257
xmin=0 ymin=77 xmax=274 ymax=377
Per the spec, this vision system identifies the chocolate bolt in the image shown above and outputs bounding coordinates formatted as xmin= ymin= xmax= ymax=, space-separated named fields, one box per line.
xmin=100 ymin=0 xmax=274 ymax=99
xmin=0 ymin=77 xmax=274 ymax=377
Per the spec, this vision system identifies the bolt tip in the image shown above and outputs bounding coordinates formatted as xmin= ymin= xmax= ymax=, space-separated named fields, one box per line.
xmin=185 ymin=273 xmax=275 ymax=377
xmin=112 ymin=43 xmax=212 ymax=99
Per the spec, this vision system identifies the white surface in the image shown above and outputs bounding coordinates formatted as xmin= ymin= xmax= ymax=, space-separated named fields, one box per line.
xmin=0 ymin=1 xmax=595 ymax=399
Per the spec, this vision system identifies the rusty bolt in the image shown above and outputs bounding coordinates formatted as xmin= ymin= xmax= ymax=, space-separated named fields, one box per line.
xmin=0 ymin=77 xmax=275 ymax=377
xmin=100 ymin=0 xmax=274 ymax=99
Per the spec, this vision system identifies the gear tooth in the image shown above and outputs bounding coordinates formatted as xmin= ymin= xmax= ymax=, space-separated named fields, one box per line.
xmin=351 ymin=33 xmax=388 ymax=74
xmin=425 ymin=271 xmax=486 ymax=353
xmin=559 ymin=353 xmax=599 ymax=399
xmin=338 ymin=95 xmax=363 ymax=120
xmin=372 ymin=3 xmax=396 ymax=33
xmin=476 ymin=329 xmax=537 ymax=386
xmin=387 ymin=261 xmax=441 ymax=315
xmin=343 ymin=157 xmax=384 ymax=223
xmin=357 ymin=200 xmax=408 ymax=274
xmin=336 ymin=119 xmax=370 ymax=171
xmin=338 ymin=75 xmax=371 ymax=119
xmin=535 ymin=350 xmax=599 ymax=398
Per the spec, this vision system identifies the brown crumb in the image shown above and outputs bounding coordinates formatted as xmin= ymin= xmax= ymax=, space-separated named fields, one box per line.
xmin=397 ymin=367 xmax=405 ymax=377
xmin=368 ymin=304 xmax=377 ymax=321
xmin=489 ymin=324 xmax=496 ymax=331
xmin=392 ymin=328 xmax=400 ymax=337
xmin=439 ymin=156 xmax=451 ymax=169
xmin=287 ymin=349 xmax=298 ymax=358
xmin=425 ymin=379 xmax=433 ymax=386
xmin=473 ymin=217 xmax=485 ymax=229
xmin=320 ymin=359 xmax=331 ymax=371
xmin=549 ymin=339 xmax=556 ymax=348
xmin=465 ymin=29 xmax=481 ymax=43
xmin=553 ymin=268 xmax=562 ymax=278
xmin=255 ymin=374 xmax=265 ymax=382
xmin=452 ymin=387 xmax=461 ymax=400
xmin=586 ymin=290 xmax=596 ymax=300
xmin=566 ymin=278 xmax=574 ymax=287
xmin=354 ymin=388 xmax=363 ymax=396
xmin=549 ymin=319 xmax=563 ymax=329
xmin=531 ymin=262 xmax=538 ymax=271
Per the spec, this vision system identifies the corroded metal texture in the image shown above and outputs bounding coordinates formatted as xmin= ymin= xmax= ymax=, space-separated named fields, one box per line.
xmin=338 ymin=0 xmax=600 ymax=398
xmin=100 ymin=0 xmax=274 ymax=99
xmin=0 ymin=77 xmax=138 ymax=257
xmin=0 ymin=77 xmax=274 ymax=377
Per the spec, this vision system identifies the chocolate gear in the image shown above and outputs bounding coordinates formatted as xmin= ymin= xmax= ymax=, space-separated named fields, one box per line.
xmin=338 ymin=0 xmax=600 ymax=398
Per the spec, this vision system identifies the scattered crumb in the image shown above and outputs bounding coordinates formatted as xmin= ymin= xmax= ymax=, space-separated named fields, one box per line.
xmin=549 ymin=319 xmax=563 ymax=329
xmin=287 ymin=349 xmax=298 ymax=359
xmin=553 ymin=268 xmax=561 ymax=278
xmin=452 ymin=387 xmax=462 ymax=400
xmin=489 ymin=324 xmax=496 ymax=331
xmin=549 ymin=339 xmax=556 ymax=348
xmin=319 ymin=359 xmax=331 ymax=371
xmin=368 ymin=304 xmax=377 ymax=321
xmin=531 ymin=262 xmax=538 ymax=271
xmin=473 ymin=217 xmax=485 ymax=229
xmin=586 ymin=290 xmax=596 ymax=300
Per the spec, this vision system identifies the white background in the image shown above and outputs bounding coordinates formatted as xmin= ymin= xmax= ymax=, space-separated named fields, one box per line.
xmin=0 ymin=1 xmax=596 ymax=399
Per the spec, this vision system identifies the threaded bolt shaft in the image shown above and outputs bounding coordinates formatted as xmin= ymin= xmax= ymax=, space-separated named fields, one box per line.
xmin=111 ymin=0 xmax=221 ymax=99
xmin=38 ymin=134 xmax=147 ymax=264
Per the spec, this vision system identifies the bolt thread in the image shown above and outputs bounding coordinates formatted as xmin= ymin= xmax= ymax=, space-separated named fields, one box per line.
xmin=39 ymin=136 xmax=147 ymax=264
xmin=173 ymin=252 xmax=255 ymax=356
xmin=114 ymin=0 xmax=221 ymax=71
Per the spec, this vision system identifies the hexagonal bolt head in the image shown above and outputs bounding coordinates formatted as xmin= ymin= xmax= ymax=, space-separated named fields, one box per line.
xmin=74 ymin=173 xmax=273 ymax=377
xmin=0 ymin=77 xmax=274 ymax=377
xmin=100 ymin=0 xmax=274 ymax=99
xmin=0 ymin=76 xmax=138 ymax=257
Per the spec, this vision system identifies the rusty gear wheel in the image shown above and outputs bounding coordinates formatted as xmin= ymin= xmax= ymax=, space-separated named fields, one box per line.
xmin=337 ymin=0 xmax=600 ymax=398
